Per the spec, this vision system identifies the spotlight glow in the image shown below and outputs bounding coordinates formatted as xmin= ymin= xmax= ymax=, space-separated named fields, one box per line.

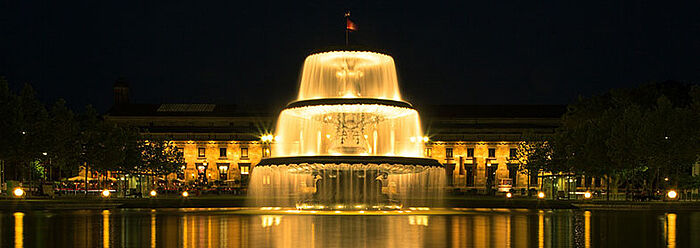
xmin=182 ymin=191 xmax=189 ymax=197
xmin=538 ymin=192 xmax=545 ymax=199
xmin=667 ymin=190 xmax=677 ymax=199
xmin=101 ymin=189 xmax=111 ymax=197
xmin=13 ymin=188 xmax=24 ymax=197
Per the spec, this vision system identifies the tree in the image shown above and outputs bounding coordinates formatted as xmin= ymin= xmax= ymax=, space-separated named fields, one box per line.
xmin=516 ymin=132 xmax=557 ymax=189
xmin=16 ymin=84 xmax=50 ymax=182
xmin=46 ymin=99 xmax=81 ymax=180
xmin=0 ymin=77 xmax=21 ymax=181
xmin=557 ymin=81 xmax=700 ymax=199
xmin=141 ymin=137 xmax=185 ymax=177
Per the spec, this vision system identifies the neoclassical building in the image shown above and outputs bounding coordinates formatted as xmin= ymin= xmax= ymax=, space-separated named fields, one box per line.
xmin=106 ymin=82 xmax=566 ymax=191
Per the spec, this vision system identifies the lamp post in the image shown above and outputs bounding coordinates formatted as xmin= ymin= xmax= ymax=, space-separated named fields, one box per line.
xmin=261 ymin=134 xmax=274 ymax=158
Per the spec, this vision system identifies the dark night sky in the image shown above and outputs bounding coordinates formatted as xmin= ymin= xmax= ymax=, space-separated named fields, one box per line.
xmin=2 ymin=1 xmax=699 ymax=113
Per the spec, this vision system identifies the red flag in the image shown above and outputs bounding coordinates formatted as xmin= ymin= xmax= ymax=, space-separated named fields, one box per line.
xmin=346 ymin=18 xmax=357 ymax=31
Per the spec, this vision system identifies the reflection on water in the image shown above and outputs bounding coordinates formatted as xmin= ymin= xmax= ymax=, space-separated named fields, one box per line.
xmin=1 ymin=208 xmax=698 ymax=247
xmin=14 ymin=212 xmax=23 ymax=248
xmin=102 ymin=210 xmax=109 ymax=248
xmin=584 ymin=210 xmax=591 ymax=248
xmin=666 ymin=213 xmax=677 ymax=248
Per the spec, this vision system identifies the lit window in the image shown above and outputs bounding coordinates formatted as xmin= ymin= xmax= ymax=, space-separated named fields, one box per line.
xmin=241 ymin=147 xmax=249 ymax=158
xmin=219 ymin=148 xmax=227 ymax=157
xmin=218 ymin=163 xmax=229 ymax=180
xmin=240 ymin=163 xmax=250 ymax=175
xmin=446 ymin=148 xmax=453 ymax=158
xmin=198 ymin=148 xmax=206 ymax=157
xmin=263 ymin=147 xmax=271 ymax=158
xmin=488 ymin=148 xmax=495 ymax=158
xmin=467 ymin=148 xmax=474 ymax=157
xmin=424 ymin=147 xmax=432 ymax=157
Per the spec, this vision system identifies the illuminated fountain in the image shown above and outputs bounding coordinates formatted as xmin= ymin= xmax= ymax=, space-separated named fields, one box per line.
xmin=249 ymin=51 xmax=445 ymax=209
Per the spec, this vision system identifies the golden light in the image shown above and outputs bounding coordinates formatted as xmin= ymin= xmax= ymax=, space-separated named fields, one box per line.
xmin=182 ymin=191 xmax=189 ymax=197
xmin=537 ymin=192 xmax=545 ymax=199
xmin=584 ymin=191 xmax=592 ymax=199
xmin=13 ymin=188 xmax=24 ymax=197
xmin=506 ymin=192 xmax=512 ymax=198
xmin=101 ymin=189 xmax=111 ymax=197
xmin=667 ymin=190 xmax=678 ymax=199
xmin=150 ymin=190 xmax=157 ymax=197
xmin=422 ymin=136 xmax=429 ymax=142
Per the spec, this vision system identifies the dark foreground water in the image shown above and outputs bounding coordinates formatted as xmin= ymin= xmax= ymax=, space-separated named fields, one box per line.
xmin=0 ymin=208 xmax=697 ymax=247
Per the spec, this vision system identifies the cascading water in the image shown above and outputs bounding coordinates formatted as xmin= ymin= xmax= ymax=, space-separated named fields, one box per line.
xmin=249 ymin=51 xmax=445 ymax=209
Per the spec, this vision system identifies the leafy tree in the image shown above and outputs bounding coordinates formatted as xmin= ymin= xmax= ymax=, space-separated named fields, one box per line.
xmin=516 ymin=132 xmax=557 ymax=189
xmin=0 ymin=77 xmax=21 ymax=179
xmin=46 ymin=99 xmax=81 ymax=180
xmin=141 ymin=137 xmax=185 ymax=177
xmin=557 ymin=81 xmax=700 ymax=199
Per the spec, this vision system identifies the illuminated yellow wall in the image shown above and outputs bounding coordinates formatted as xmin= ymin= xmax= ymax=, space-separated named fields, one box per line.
xmin=177 ymin=141 xmax=264 ymax=182
xmin=427 ymin=142 xmax=530 ymax=189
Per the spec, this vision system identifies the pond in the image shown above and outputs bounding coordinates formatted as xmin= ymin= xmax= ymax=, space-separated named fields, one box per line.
xmin=0 ymin=208 xmax=697 ymax=247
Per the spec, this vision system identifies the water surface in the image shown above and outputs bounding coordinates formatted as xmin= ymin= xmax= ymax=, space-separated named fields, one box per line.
xmin=0 ymin=208 xmax=696 ymax=247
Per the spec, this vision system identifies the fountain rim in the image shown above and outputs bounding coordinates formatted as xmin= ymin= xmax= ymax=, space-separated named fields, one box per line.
xmin=285 ymin=98 xmax=413 ymax=110
xmin=306 ymin=49 xmax=392 ymax=58
xmin=257 ymin=156 xmax=443 ymax=167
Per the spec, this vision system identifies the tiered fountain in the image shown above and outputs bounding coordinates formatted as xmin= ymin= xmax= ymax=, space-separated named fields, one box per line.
xmin=249 ymin=50 xmax=445 ymax=209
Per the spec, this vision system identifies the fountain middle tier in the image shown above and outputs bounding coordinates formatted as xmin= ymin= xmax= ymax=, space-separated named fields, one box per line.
xmin=273 ymin=99 xmax=425 ymax=157
xmin=248 ymin=158 xmax=445 ymax=209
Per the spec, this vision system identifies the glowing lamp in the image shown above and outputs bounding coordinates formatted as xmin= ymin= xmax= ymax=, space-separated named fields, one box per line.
xmin=422 ymin=136 xmax=429 ymax=142
xmin=101 ymin=189 xmax=111 ymax=197
xmin=537 ymin=192 xmax=545 ymax=199
xmin=506 ymin=192 xmax=512 ymax=198
xmin=182 ymin=191 xmax=189 ymax=197
xmin=13 ymin=188 xmax=25 ymax=197
xmin=667 ymin=190 xmax=677 ymax=199
xmin=584 ymin=191 xmax=592 ymax=199
xmin=150 ymin=190 xmax=157 ymax=197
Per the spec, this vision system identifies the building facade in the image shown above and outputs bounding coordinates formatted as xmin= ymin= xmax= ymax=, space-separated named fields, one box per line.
xmin=106 ymin=84 xmax=570 ymax=192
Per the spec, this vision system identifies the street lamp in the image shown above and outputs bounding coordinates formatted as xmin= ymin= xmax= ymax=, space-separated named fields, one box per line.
xmin=584 ymin=191 xmax=592 ymax=199
xmin=537 ymin=192 xmax=546 ymax=199
xmin=150 ymin=190 xmax=157 ymax=197
xmin=101 ymin=189 xmax=111 ymax=198
xmin=667 ymin=190 xmax=678 ymax=200
xmin=13 ymin=188 xmax=25 ymax=198
xmin=182 ymin=191 xmax=189 ymax=197
xmin=506 ymin=192 xmax=512 ymax=198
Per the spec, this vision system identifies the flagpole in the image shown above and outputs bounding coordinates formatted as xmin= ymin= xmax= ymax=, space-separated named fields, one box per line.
xmin=345 ymin=11 xmax=349 ymax=47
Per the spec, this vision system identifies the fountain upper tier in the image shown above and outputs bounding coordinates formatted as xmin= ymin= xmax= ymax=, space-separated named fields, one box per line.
xmin=274 ymin=51 xmax=425 ymax=158
xmin=297 ymin=51 xmax=402 ymax=101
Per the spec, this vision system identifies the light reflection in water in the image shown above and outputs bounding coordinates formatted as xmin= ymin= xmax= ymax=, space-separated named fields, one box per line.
xmin=666 ymin=213 xmax=676 ymax=248
xmin=102 ymin=210 xmax=109 ymax=248
xmin=584 ymin=211 xmax=591 ymax=248
xmin=1 ymin=209 xmax=698 ymax=247
xmin=151 ymin=212 xmax=156 ymax=248
xmin=182 ymin=215 xmax=188 ymax=248
xmin=14 ymin=212 xmax=23 ymax=248
xmin=408 ymin=215 xmax=428 ymax=226
xmin=538 ymin=210 xmax=544 ymax=248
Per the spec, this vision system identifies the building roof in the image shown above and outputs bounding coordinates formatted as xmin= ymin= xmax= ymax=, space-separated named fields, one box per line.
xmin=107 ymin=103 xmax=566 ymax=119
xmin=107 ymin=103 xmax=275 ymax=118
xmin=419 ymin=105 xmax=566 ymax=119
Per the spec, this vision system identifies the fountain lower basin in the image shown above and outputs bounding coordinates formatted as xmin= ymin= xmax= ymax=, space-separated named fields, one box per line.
xmin=249 ymin=156 xmax=445 ymax=209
